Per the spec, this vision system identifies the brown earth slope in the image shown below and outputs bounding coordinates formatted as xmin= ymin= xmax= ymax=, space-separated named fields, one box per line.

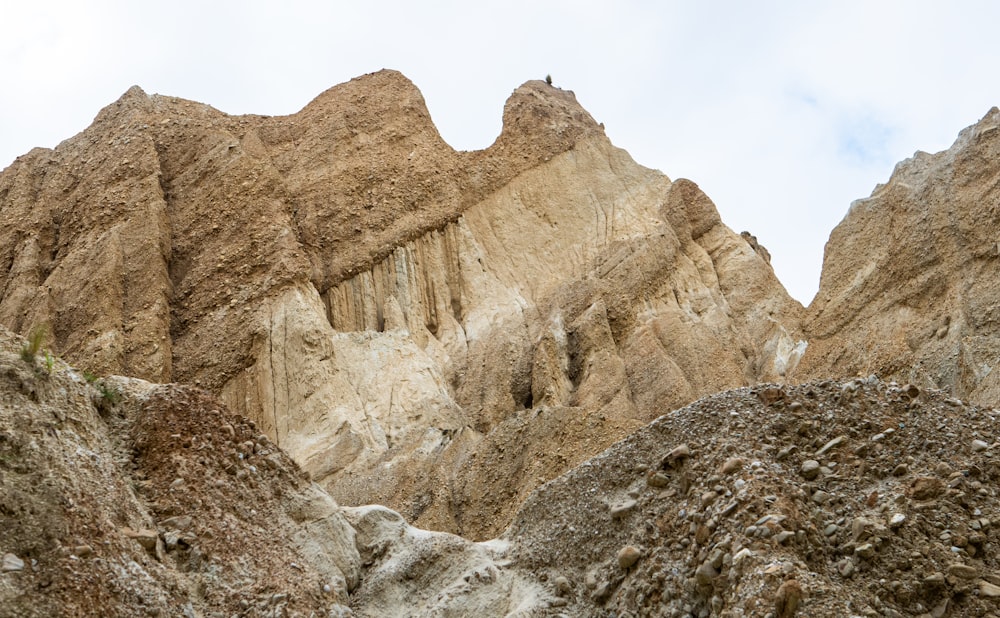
xmin=0 ymin=327 xmax=362 ymax=617
xmin=0 ymin=70 xmax=803 ymax=539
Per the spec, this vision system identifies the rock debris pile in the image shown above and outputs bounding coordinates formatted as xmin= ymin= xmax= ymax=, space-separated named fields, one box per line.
xmin=0 ymin=328 xmax=362 ymax=617
xmin=508 ymin=378 xmax=1000 ymax=617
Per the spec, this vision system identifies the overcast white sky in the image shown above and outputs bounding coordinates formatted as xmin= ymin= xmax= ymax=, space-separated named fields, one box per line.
xmin=3 ymin=1 xmax=1000 ymax=303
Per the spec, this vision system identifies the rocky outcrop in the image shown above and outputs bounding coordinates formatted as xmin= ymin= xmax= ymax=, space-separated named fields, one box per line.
xmin=7 ymin=69 xmax=1000 ymax=544
xmin=0 ymin=71 xmax=803 ymax=539
xmin=798 ymin=107 xmax=1000 ymax=404
xmin=10 ymin=67 xmax=1000 ymax=617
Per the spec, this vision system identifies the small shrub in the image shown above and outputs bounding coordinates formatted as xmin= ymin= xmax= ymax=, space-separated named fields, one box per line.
xmin=83 ymin=371 xmax=98 ymax=383
xmin=44 ymin=351 xmax=55 ymax=374
xmin=92 ymin=378 xmax=124 ymax=418
xmin=98 ymin=382 xmax=122 ymax=406
xmin=20 ymin=325 xmax=47 ymax=364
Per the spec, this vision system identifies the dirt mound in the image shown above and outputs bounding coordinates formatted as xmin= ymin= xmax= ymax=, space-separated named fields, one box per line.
xmin=126 ymin=385 xmax=361 ymax=615
xmin=0 ymin=327 xmax=361 ymax=617
xmin=507 ymin=377 xmax=1000 ymax=616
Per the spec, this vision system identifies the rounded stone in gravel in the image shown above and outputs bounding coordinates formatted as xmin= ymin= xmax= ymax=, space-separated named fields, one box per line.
xmin=721 ymin=457 xmax=743 ymax=474
xmin=979 ymin=580 xmax=1000 ymax=597
xmin=774 ymin=579 xmax=803 ymax=618
xmin=1 ymin=553 xmax=24 ymax=572
xmin=646 ymin=471 xmax=669 ymax=487
xmin=663 ymin=444 xmax=691 ymax=468
xmin=838 ymin=558 xmax=855 ymax=577
xmin=695 ymin=562 xmax=718 ymax=585
xmin=610 ymin=500 xmax=637 ymax=519
xmin=947 ymin=563 xmax=978 ymax=579
xmin=800 ymin=460 xmax=820 ymax=480
xmin=911 ymin=476 xmax=945 ymax=500
xmin=554 ymin=576 xmax=572 ymax=595
xmin=617 ymin=545 xmax=642 ymax=569
xmin=74 ymin=545 xmax=94 ymax=558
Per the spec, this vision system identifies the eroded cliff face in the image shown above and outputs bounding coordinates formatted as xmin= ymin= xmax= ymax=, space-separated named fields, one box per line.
xmin=798 ymin=107 xmax=1000 ymax=404
xmin=0 ymin=70 xmax=803 ymax=538
xmin=8 ymin=72 xmax=1000 ymax=617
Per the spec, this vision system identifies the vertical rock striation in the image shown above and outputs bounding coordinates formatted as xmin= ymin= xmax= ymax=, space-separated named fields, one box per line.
xmin=0 ymin=70 xmax=803 ymax=537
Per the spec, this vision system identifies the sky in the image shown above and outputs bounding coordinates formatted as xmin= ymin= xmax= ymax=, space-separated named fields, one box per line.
xmin=3 ymin=1 xmax=1000 ymax=303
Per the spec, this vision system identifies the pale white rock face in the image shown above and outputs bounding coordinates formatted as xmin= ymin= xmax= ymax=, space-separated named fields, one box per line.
xmin=341 ymin=505 xmax=550 ymax=617
xmin=220 ymin=283 xmax=464 ymax=482
xmin=763 ymin=321 xmax=808 ymax=378
xmin=325 ymin=136 xmax=667 ymax=363
xmin=219 ymin=132 xmax=803 ymax=538
xmin=221 ymin=137 xmax=672 ymax=461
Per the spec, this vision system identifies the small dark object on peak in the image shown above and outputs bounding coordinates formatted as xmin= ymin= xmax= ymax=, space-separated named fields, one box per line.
xmin=545 ymin=74 xmax=553 ymax=86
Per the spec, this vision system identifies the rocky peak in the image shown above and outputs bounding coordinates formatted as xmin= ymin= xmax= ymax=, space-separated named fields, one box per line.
xmin=286 ymin=69 xmax=450 ymax=153
xmin=0 ymin=71 xmax=807 ymax=541
xmin=91 ymin=84 xmax=154 ymax=126
xmin=487 ymin=79 xmax=604 ymax=161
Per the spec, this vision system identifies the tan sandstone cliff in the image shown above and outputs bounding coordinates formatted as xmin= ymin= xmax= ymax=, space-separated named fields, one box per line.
xmin=0 ymin=71 xmax=803 ymax=539
xmin=6 ymin=71 xmax=1000 ymax=617
xmin=798 ymin=106 xmax=1000 ymax=404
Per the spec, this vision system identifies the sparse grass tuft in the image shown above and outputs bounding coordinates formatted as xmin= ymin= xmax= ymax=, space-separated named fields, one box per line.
xmin=98 ymin=382 xmax=122 ymax=406
xmin=20 ymin=325 xmax=48 ymax=364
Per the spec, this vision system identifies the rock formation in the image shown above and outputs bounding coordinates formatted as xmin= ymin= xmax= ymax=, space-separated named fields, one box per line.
xmin=798 ymin=107 xmax=1000 ymax=407
xmin=0 ymin=70 xmax=803 ymax=539
xmin=5 ymin=327 xmax=1000 ymax=617
xmin=5 ymin=70 xmax=1000 ymax=616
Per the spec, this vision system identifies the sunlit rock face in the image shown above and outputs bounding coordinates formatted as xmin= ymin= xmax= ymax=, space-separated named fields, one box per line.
xmin=0 ymin=70 xmax=803 ymax=538
xmin=797 ymin=107 xmax=1000 ymax=404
